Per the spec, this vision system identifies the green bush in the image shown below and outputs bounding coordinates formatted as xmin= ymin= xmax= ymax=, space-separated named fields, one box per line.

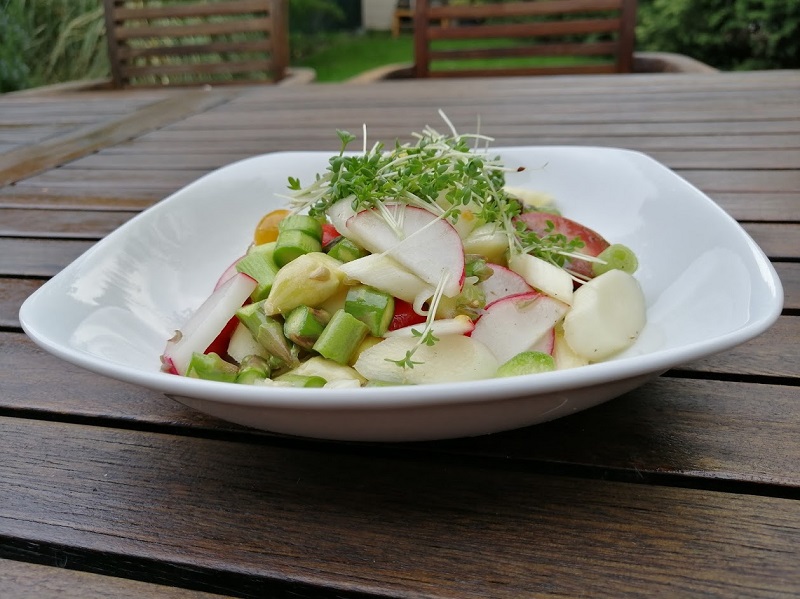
xmin=0 ymin=1 xmax=33 ymax=92
xmin=637 ymin=0 xmax=800 ymax=70
xmin=0 ymin=0 xmax=108 ymax=92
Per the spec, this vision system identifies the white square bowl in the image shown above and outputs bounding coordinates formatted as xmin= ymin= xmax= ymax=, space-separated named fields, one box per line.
xmin=19 ymin=147 xmax=783 ymax=441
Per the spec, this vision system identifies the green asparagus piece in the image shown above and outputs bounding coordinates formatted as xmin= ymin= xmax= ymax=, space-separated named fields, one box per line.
xmin=235 ymin=242 xmax=279 ymax=302
xmin=344 ymin=285 xmax=395 ymax=337
xmin=312 ymin=309 xmax=369 ymax=364
xmin=187 ymin=352 xmax=238 ymax=383
xmin=326 ymin=237 xmax=369 ymax=263
xmin=236 ymin=302 xmax=299 ymax=368
xmin=273 ymin=229 xmax=322 ymax=267
xmin=278 ymin=214 xmax=323 ymax=241
xmin=592 ymin=243 xmax=639 ymax=276
xmin=496 ymin=351 xmax=555 ymax=378
xmin=235 ymin=354 xmax=272 ymax=385
xmin=283 ymin=305 xmax=330 ymax=349
xmin=274 ymin=374 xmax=327 ymax=388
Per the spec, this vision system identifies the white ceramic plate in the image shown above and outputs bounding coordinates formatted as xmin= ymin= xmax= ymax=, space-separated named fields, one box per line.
xmin=19 ymin=148 xmax=783 ymax=441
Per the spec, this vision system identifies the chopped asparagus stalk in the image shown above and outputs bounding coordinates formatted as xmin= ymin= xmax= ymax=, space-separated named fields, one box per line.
xmin=235 ymin=354 xmax=272 ymax=385
xmin=236 ymin=302 xmax=299 ymax=368
xmin=313 ymin=309 xmax=369 ymax=364
xmin=344 ymin=285 xmax=395 ymax=337
xmin=283 ymin=305 xmax=330 ymax=349
xmin=278 ymin=214 xmax=323 ymax=241
xmin=235 ymin=243 xmax=279 ymax=302
xmin=465 ymin=254 xmax=494 ymax=282
xmin=273 ymin=229 xmax=322 ymax=267
xmin=326 ymin=237 xmax=369 ymax=263
xmin=257 ymin=317 xmax=299 ymax=368
xmin=592 ymin=243 xmax=639 ymax=276
xmin=495 ymin=351 xmax=555 ymax=378
xmin=187 ymin=352 xmax=238 ymax=383
xmin=274 ymin=373 xmax=327 ymax=388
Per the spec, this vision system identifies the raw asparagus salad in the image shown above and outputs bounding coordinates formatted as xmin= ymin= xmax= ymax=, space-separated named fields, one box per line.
xmin=161 ymin=117 xmax=647 ymax=388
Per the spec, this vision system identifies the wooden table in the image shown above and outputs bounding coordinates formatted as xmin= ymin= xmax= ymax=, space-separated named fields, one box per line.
xmin=1 ymin=70 xmax=798 ymax=598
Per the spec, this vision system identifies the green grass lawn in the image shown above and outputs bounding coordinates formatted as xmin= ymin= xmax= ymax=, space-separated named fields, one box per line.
xmin=293 ymin=32 xmax=414 ymax=82
xmin=293 ymin=31 xmax=608 ymax=82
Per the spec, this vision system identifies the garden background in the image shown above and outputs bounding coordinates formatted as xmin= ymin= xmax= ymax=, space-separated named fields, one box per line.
xmin=1 ymin=0 xmax=798 ymax=93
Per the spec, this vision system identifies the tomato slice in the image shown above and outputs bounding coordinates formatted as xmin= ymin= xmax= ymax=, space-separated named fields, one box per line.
xmin=254 ymin=209 xmax=290 ymax=245
xmin=389 ymin=299 xmax=427 ymax=331
xmin=321 ymin=223 xmax=341 ymax=247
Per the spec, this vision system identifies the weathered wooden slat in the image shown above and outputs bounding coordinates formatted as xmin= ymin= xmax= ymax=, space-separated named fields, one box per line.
xmin=0 ymin=279 xmax=44 ymax=328
xmin=0 ymin=90 xmax=234 ymax=186
xmin=112 ymin=0 xmax=272 ymax=21
xmin=157 ymin=99 xmax=800 ymax=128
xmin=0 ymin=190 xmax=160 ymax=210
xmin=1 ymin=417 xmax=799 ymax=598
xmin=152 ymin=117 xmax=800 ymax=138
xmin=0 ymin=558 xmax=228 ymax=599
xmin=9 ymin=167 xmax=798 ymax=201
xmin=0 ymin=329 xmax=796 ymax=485
xmin=60 ymin=148 xmax=800 ymax=172
xmin=90 ymin=133 xmax=800 ymax=154
xmin=0 ymin=208 xmax=135 ymax=238
xmin=429 ymin=0 xmax=625 ymax=19
xmin=742 ymin=223 xmax=800 ymax=259
xmin=0 ymin=239 xmax=94 ymax=277
xmin=680 ymin=315 xmax=798 ymax=379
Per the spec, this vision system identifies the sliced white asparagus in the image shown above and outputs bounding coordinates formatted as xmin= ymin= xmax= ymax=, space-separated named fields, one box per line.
xmin=345 ymin=204 xmax=465 ymax=297
xmin=562 ymin=269 xmax=646 ymax=361
xmin=338 ymin=253 xmax=434 ymax=307
xmin=552 ymin=324 xmax=589 ymax=370
xmin=508 ymin=252 xmax=574 ymax=305
xmin=288 ymin=356 xmax=366 ymax=384
xmin=353 ymin=334 xmax=498 ymax=384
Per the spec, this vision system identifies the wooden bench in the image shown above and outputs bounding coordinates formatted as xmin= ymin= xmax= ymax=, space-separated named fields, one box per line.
xmin=102 ymin=0 xmax=289 ymax=87
xmin=413 ymin=0 xmax=638 ymax=78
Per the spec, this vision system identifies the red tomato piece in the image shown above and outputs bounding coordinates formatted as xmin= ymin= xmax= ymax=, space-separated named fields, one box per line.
xmin=205 ymin=312 xmax=241 ymax=358
xmin=321 ymin=223 xmax=341 ymax=247
xmin=389 ymin=299 xmax=427 ymax=331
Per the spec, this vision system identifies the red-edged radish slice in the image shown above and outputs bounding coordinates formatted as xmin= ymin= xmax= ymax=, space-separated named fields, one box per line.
xmin=385 ymin=315 xmax=474 ymax=338
xmin=345 ymin=204 xmax=465 ymax=297
xmin=162 ymin=272 xmax=256 ymax=375
xmin=478 ymin=263 xmax=534 ymax=306
xmin=471 ymin=291 xmax=569 ymax=364
xmin=516 ymin=212 xmax=610 ymax=280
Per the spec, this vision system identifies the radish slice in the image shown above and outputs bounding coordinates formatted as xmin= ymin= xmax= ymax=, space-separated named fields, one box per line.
xmin=162 ymin=272 xmax=256 ymax=375
xmin=385 ymin=315 xmax=474 ymax=338
xmin=345 ymin=204 xmax=465 ymax=297
xmin=471 ymin=291 xmax=569 ymax=364
xmin=478 ymin=263 xmax=534 ymax=305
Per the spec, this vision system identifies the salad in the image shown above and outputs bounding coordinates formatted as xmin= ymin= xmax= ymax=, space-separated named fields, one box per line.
xmin=161 ymin=117 xmax=646 ymax=388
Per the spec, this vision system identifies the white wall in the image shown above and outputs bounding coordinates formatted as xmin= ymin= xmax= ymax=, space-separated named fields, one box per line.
xmin=362 ymin=0 xmax=397 ymax=30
